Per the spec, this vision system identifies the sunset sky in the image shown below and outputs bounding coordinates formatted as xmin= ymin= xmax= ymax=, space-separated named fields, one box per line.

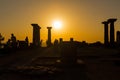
xmin=0 ymin=0 xmax=120 ymax=43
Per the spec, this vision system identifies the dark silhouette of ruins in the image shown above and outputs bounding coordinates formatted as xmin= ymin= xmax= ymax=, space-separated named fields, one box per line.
xmin=116 ymin=31 xmax=120 ymax=46
xmin=102 ymin=18 xmax=117 ymax=47
xmin=102 ymin=21 xmax=109 ymax=47
xmin=59 ymin=38 xmax=77 ymax=65
xmin=31 ymin=24 xmax=41 ymax=47
xmin=47 ymin=27 xmax=52 ymax=47
xmin=17 ymin=36 xmax=29 ymax=49
xmin=0 ymin=33 xmax=4 ymax=48
xmin=1 ymin=18 xmax=120 ymax=50
xmin=31 ymin=24 xmax=53 ymax=47
xmin=108 ymin=19 xmax=117 ymax=47
xmin=1 ymin=18 xmax=120 ymax=80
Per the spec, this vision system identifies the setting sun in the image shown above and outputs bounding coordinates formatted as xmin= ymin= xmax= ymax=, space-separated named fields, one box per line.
xmin=53 ymin=20 xmax=62 ymax=29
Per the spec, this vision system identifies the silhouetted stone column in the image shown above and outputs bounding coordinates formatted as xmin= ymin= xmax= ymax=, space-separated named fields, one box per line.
xmin=108 ymin=18 xmax=117 ymax=47
xmin=117 ymin=31 xmax=120 ymax=46
xmin=31 ymin=24 xmax=41 ymax=47
xmin=102 ymin=21 xmax=109 ymax=47
xmin=47 ymin=27 xmax=52 ymax=47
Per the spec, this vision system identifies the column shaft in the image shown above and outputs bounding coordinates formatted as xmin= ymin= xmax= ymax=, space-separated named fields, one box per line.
xmin=31 ymin=24 xmax=41 ymax=46
xmin=108 ymin=18 xmax=117 ymax=47
xmin=47 ymin=27 xmax=52 ymax=47
xmin=102 ymin=21 xmax=109 ymax=46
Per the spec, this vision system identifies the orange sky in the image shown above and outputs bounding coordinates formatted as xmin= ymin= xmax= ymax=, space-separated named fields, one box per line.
xmin=0 ymin=0 xmax=120 ymax=43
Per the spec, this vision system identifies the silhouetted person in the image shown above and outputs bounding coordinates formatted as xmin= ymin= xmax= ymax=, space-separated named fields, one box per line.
xmin=46 ymin=40 xmax=52 ymax=47
xmin=6 ymin=39 xmax=11 ymax=48
xmin=11 ymin=34 xmax=17 ymax=49
xmin=25 ymin=36 xmax=29 ymax=46
xmin=11 ymin=34 xmax=16 ymax=42
xmin=25 ymin=36 xmax=29 ymax=42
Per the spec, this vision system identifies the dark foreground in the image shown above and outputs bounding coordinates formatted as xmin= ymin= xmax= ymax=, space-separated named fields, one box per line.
xmin=0 ymin=47 xmax=120 ymax=80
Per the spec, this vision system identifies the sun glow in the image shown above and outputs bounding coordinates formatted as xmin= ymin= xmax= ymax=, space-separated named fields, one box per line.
xmin=53 ymin=20 xmax=62 ymax=29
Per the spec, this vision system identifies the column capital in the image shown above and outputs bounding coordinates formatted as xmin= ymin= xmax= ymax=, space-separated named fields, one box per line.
xmin=47 ymin=27 xmax=52 ymax=29
xmin=31 ymin=24 xmax=41 ymax=29
xmin=108 ymin=18 xmax=117 ymax=23
xmin=102 ymin=21 xmax=109 ymax=24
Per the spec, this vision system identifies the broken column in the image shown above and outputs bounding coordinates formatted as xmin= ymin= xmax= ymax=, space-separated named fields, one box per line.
xmin=102 ymin=21 xmax=109 ymax=47
xmin=108 ymin=18 xmax=117 ymax=47
xmin=47 ymin=27 xmax=52 ymax=47
xmin=31 ymin=24 xmax=41 ymax=47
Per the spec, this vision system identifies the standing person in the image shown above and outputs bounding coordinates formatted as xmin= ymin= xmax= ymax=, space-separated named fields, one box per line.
xmin=11 ymin=34 xmax=17 ymax=49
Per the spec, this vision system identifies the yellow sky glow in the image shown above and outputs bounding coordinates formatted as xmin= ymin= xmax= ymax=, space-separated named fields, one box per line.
xmin=1 ymin=0 xmax=120 ymax=43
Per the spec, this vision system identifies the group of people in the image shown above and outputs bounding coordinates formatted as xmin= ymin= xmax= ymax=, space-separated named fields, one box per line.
xmin=5 ymin=34 xmax=29 ymax=49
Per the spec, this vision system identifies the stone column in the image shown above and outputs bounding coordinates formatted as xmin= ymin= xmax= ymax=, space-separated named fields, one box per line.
xmin=47 ymin=27 xmax=52 ymax=47
xmin=102 ymin=21 xmax=109 ymax=46
xmin=31 ymin=24 xmax=41 ymax=46
xmin=108 ymin=18 xmax=117 ymax=47
xmin=117 ymin=31 xmax=120 ymax=46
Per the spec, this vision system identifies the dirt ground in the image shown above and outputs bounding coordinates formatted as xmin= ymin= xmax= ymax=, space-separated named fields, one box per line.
xmin=0 ymin=47 xmax=120 ymax=80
